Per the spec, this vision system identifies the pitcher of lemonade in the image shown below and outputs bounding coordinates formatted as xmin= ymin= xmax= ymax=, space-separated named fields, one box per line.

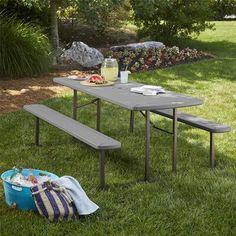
xmin=101 ymin=57 xmax=118 ymax=81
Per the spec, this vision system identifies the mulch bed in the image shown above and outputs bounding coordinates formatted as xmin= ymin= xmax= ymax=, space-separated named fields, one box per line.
xmin=0 ymin=70 xmax=90 ymax=114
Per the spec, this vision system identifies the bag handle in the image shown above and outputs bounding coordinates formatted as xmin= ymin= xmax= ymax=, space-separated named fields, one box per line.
xmin=32 ymin=182 xmax=73 ymax=205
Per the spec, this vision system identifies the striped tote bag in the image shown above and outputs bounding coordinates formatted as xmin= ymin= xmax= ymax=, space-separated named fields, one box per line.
xmin=31 ymin=182 xmax=77 ymax=221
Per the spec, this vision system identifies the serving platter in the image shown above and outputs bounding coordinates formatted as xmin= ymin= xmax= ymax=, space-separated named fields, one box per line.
xmin=80 ymin=80 xmax=115 ymax=87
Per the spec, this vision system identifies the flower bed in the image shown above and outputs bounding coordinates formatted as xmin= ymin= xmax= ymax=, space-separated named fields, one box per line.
xmin=107 ymin=46 xmax=214 ymax=73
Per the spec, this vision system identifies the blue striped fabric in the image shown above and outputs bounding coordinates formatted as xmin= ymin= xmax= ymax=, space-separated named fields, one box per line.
xmin=33 ymin=185 xmax=49 ymax=218
xmin=31 ymin=182 xmax=77 ymax=221
xmin=55 ymin=191 xmax=70 ymax=219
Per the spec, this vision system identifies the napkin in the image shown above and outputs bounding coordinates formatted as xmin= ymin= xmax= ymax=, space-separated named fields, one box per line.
xmin=130 ymin=85 xmax=165 ymax=96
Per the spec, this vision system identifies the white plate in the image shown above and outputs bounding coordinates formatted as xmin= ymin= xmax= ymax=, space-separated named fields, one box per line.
xmin=68 ymin=75 xmax=87 ymax=81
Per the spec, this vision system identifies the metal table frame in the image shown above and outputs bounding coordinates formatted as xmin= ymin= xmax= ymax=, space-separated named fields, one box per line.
xmin=72 ymin=91 xmax=178 ymax=179
xmin=136 ymin=110 xmax=177 ymax=173
xmin=72 ymin=89 xmax=159 ymax=181
xmin=54 ymin=78 xmax=202 ymax=180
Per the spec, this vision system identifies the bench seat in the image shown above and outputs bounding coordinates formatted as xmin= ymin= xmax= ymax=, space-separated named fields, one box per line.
xmin=24 ymin=104 xmax=121 ymax=187
xmin=151 ymin=109 xmax=230 ymax=133
xmin=24 ymin=104 xmax=120 ymax=150
xmin=151 ymin=109 xmax=230 ymax=168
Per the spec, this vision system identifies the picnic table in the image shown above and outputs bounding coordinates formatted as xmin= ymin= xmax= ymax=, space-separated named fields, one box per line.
xmin=53 ymin=77 xmax=203 ymax=180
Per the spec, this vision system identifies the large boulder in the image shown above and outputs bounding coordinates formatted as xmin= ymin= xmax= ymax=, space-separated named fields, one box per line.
xmin=110 ymin=41 xmax=165 ymax=51
xmin=60 ymin=41 xmax=104 ymax=68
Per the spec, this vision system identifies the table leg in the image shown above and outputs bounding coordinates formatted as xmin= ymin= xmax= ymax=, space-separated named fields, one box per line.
xmin=72 ymin=90 xmax=77 ymax=120
xmin=129 ymin=111 xmax=134 ymax=132
xmin=145 ymin=110 xmax=151 ymax=181
xmin=97 ymin=98 xmax=101 ymax=131
xmin=210 ymin=132 xmax=215 ymax=168
xmin=172 ymin=108 xmax=177 ymax=172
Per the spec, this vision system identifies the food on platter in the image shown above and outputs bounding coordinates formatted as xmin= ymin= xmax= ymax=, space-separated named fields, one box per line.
xmin=88 ymin=74 xmax=107 ymax=84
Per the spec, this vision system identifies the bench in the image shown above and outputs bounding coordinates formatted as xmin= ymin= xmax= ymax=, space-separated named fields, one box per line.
xmin=151 ymin=109 xmax=231 ymax=167
xmin=24 ymin=104 xmax=121 ymax=188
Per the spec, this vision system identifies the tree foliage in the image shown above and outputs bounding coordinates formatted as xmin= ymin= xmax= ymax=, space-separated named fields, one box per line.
xmin=0 ymin=0 xmax=49 ymax=26
xmin=130 ymin=0 xmax=214 ymax=44
xmin=210 ymin=0 xmax=236 ymax=19
xmin=77 ymin=0 xmax=131 ymax=35
xmin=0 ymin=0 xmax=131 ymax=47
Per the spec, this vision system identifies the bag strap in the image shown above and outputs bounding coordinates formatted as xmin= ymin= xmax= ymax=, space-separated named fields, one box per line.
xmin=32 ymin=182 xmax=73 ymax=205
xmin=52 ymin=186 xmax=73 ymax=204
xmin=32 ymin=187 xmax=47 ymax=195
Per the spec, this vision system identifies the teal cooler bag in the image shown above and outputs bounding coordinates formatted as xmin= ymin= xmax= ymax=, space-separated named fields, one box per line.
xmin=1 ymin=169 xmax=58 ymax=211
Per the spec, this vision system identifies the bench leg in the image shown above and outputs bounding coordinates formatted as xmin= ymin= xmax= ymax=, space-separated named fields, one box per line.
xmin=96 ymin=98 xmax=101 ymax=131
xmin=145 ymin=110 xmax=151 ymax=181
xmin=210 ymin=132 xmax=215 ymax=168
xmin=72 ymin=89 xmax=77 ymax=120
xmin=99 ymin=150 xmax=105 ymax=188
xmin=172 ymin=108 xmax=177 ymax=172
xmin=129 ymin=111 xmax=134 ymax=132
xmin=35 ymin=117 xmax=40 ymax=146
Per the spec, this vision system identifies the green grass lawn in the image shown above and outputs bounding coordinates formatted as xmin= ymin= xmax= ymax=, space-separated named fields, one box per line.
xmin=0 ymin=21 xmax=236 ymax=236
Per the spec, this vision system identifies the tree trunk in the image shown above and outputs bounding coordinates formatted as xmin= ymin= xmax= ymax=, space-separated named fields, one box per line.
xmin=50 ymin=0 xmax=59 ymax=64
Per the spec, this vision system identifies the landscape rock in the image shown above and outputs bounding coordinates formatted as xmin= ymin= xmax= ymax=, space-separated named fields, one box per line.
xmin=110 ymin=41 xmax=165 ymax=51
xmin=60 ymin=41 xmax=104 ymax=68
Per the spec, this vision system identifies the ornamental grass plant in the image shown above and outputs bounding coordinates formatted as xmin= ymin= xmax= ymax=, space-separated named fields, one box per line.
xmin=0 ymin=13 xmax=51 ymax=78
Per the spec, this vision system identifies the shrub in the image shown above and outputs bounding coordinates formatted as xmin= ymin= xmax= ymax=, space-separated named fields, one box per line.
xmin=77 ymin=0 xmax=131 ymax=36
xmin=0 ymin=13 xmax=51 ymax=78
xmin=210 ymin=0 xmax=236 ymax=20
xmin=107 ymin=47 xmax=214 ymax=73
xmin=0 ymin=0 xmax=49 ymax=27
xmin=130 ymin=0 xmax=214 ymax=44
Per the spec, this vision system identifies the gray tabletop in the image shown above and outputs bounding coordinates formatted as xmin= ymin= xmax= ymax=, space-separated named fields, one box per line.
xmin=53 ymin=77 xmax=203 ymax=110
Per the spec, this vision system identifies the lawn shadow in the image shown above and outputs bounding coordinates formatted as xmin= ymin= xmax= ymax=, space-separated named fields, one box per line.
xmin=21 ymin=93 xmax=235 ymax=188
xmin=108 ymin=125 xmax=235 ymax=189
xmin=100 ymin=109 xmax=235 ymax=187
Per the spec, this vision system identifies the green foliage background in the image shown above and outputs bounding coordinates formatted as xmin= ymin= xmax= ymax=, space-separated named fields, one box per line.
xmin=131 ymin=0 xmax=215 ymax=44
xmin=76 ymin=0 xmax=131 ymax=35
xmin=0 ymin=0 xmax=235 ymax=78
xmin=210 ymin=0 xmax=236 ymax=20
